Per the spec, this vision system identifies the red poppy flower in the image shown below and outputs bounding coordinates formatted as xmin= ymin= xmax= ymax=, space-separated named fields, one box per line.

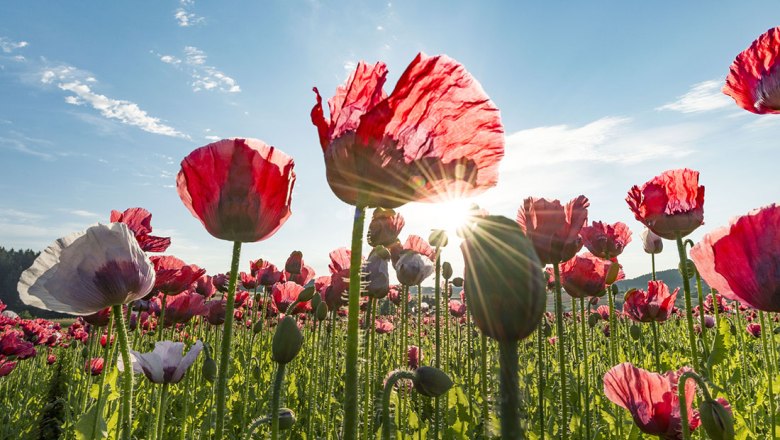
xmin=162 ymin=292 xmax=208 ymax=326
xmin=626 ymin=169 xmax=705 ymax=240
xmin=690 ymin=204 xmax=780 ymax=312
xmin=0 ymin=332 xmax=36 ymax=359
xmin=151 ymin=255 xmax=206 ymax=296
xmin=723 ymin=27 xmax=780 ymax=114
xmin=204 ymin=300 xmax=227 ymax=326
xmin=250 ymin=259 xmax=286 ymax=286
xmin=85 ymin=357 xmax=105 ymax=376
xmin=286 ymin=265 xmax=315 ymax=286
xmin=746 ymin=322 xmax=761 ymax=338
xmin=448 ymin=300 xmax=466 ymax=318
xmin=284 ymin=251 xmax=304 ymax=275
xmin=603 ymin=363 xmax=698 ymax=439
xmin=83 ymin=307 xmax=112 ymax=327
xmin=0 ymin=359 xmax=18 ymax=377
xmin=311 ymin=53 xmax=504 ymax=208
xmin=176 ymin=138 xmax=296 ymax=242
xmin=271 ymin=282 xmax=312 ymax=315
xmin=193 ymin=275 xmax=216 ymax=298
xmin=516 ymin=196 xmax=590 ymax=265
xmin=580 ymin=221 xmax=632 ymax=259
xmin=110 ymin=207 xmax=171 ymax=252
xmin=559 ymin=252 xmax=624 ymax=298
xmin=623 ymin=281 xmax=679 ymax=323
xmin=407 ymin=345 xmax=422 ymax=370
xmin=367 ymin=208 xmax=405 ymax=247
xmin=374 ymin=318 xmax=394 ymax=334
xmin=240 ymin=272 xmax=258 ymax=290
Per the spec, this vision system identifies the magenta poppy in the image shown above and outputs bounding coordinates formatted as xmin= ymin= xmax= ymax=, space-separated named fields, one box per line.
xmin=367 ymin=208 xmax=405 ymax=247
xmin=623 ymin=281 xmax=679 ymax=323
xmin=690 ymin=204 xmax=780 ymax=312
xmin=746 ymin=323 xmax=761 ymax=338
xmin=517 ymin=196 xmax=590 ymax=265
xmin=204 ymin=300 xmax=227 ymax=326
xmin=271 ymin=282 xmax=311 ymax=314
xmin=151 ymin=255 xmax=206 ymax=296
xmin=374 ymin=318 xmax=394 ymax=334
xmin=240 ymin=272 xmax=258 ymax=290
xmin=83 ymin=307 xmax=112 ymax=327
xmin=311 ymin=53 xmax=504 ymax=208
xmin=250 ymin=259 xmax=286 ymax=286
xmin=580 ymin=221 xmax=632 ymax=259
xmin=603 ymin=363 xmax=698 ymax=439
xmin=284 ymin=251 xmax=304 ymax=275
xmin=723 ymin=27 xmax=780 ymax=114
xmin=448 ymin=300 xmax=466 ymax=318
xmin=559 ymin=253 xmax=624 ymax=298
xmin=0 ymin=359 xmax=17 ymax=377
xmin=286 ymin=264 xmax=315 ymax=286
xmin=192 ymin=275 xmax=216 ymax=298
xmin=110 ymin=207 xmax=171 ymax=252
xmin=162 ymin=292 xmax=208 ymax=326
xmin=626 ymin=169 xmax=704 ymax=240
xmin=0 ymin=332 xmax=36 ymax=360
xmin=86 ymin=357 xmax=105 ymax=376
xmin=408 ymin=345 xmax=422 ymax=370
xmin=176 ymin=138 xmax=296 ymax=242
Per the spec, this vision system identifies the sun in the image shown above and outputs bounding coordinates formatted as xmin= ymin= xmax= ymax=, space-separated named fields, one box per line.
xmin=397 ymin=198 xmax=478 ymax=243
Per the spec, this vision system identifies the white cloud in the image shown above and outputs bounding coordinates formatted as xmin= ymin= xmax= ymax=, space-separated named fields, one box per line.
xmin=657 ymin=80 xmax=732 ymax=113
xmin=174 ymin=9 xmax=205 ymax=27
xmin=205 ymin=135 xmax=220 ymax=141
xmin=40 ymin=64 xmax=188 ymax=138
xmin=68 ymin=210 xmax=100 ymax=218
xmin=343 ymin=60 xmax=357 ymax=71
xmin=0 ymin=135 xmax=55 ymax=161
xmin=157 ymin=46 xmax=241 ymax=93
xmin=0 ymin=37 xmax=28 ymax=53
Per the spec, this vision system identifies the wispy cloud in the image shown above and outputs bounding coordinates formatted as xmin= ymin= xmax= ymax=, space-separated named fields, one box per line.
xmin=174 ymin=0 xmax=205 ymax=27
xmin=40 ymin=63 xmax=188 ymax=138
xmin=68 ymin=209 xmax=100 ymax=218
xmin=0 ymin=37 xmax=28 ymax=53
xmin=0 ymin=131 xmax=55 ymax=161
xmin=156 ymin=46 xmax=241 ymax=93
xmin=657 ymin=80 xmax=732 ymax=113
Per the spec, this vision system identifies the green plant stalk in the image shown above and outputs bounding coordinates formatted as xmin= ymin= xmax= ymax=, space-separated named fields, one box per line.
xmin=651 ymin=253 xmax=656 ymax=281
xmin=481 ymin=333 xmax=489 ymax=438
xmin=537 ymin=324 xmax=545 ymax=440
xmin=270 ymin=362 xmax=286 ymax=440
xmin=113 ymin=304 xmax=134 ymax=440
xmin=677 ymin=371 xmax=712 ymax=440
xmin=433 ymin=249 xmax=442 ymax=439
xmin=675 ymin=233 xmax=699 ymax=368
xmin=467 ymin=305 xmax=474 ymax=421
xmin=651 ymin=321 xmax=660 ymax=371
xmin=214 ymin=240 xmax=243 ymax=438
xmin=381 ymin=370 xmax=416 ymax=440
xmin=552 ymin=263 xmax=568 ymax=437
xmin=91 ymin=313 xmax=114 ymax=438
xmin=158 ymin=299 xmax=166 ymax=342
xmin=761 ymin=311 xmax=778 ymax=440
xmin=151 ymin=383 xmax=169 ymax=440
xmin=498 ymin=339 xmax=523 ymax=439
xmin=580 ymin=298 xmax=590 ymax=440
xmin=342 ymin=204 xmax=366 ymax=440
xmin=695 ymin=271 xmax=708 ymax=351
xmin=363 ymin=298 xmax=375 ymax=438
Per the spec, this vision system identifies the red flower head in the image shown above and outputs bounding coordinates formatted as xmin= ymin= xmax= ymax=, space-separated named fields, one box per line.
xmin=163 ymin=291 xmax=208 ymax=326
xmin=623 ymin=281 xmax=679 ymax=323
xmin=46 ymin=354 xmax=57 ymax=365
xmin=407 ymin=345 xmax=422 ymax=370
xmin=626 ymin=169 xmax=705 ymax=240
xmin=603 ymin=363 xmax=698 ymax=439
xmin=83 ymin=307 xmax=112 ymax=327
xmin=193 ymin=274 xmax=216 ymax=299
xmin=284 ymin=251 xmax=304 ymax=275
xmin=690 ymin=204 xmax=780 ymax=312
xmin=596 ymin=305 xmax=611 ymax=321
xmin=746 ymin=322 xmax=762 ymax=338
xmin=0 ymin=359 xmax=17 ymax=377
xmin=151 ymin=255 xmax=206 ymax=296
xmin=204 ymin=300 xmax=227 ymax=326
xmin=240 ymin=272 xmax=258 ymax=290
xmin=581 ymin=221 xmax=632 ymax=259
xmin=560 ymin=252 xmax=624 ymax=298
xmin=86 ymin=357 xmax=105 ymax=376
xmin=212 ymin=273 xmax=230 ymax=293
xmin=176 ymin=138 xmax=296 ymax=242
xmin=374 ymin=318 xmax=395 ymax=334
xmin=517 ymin=196 xmax=590 ymax=265
xmin=448 ymin=300 xmax=466 ymax=318
xmin=271 ymin=282 xmax=312 ymax=315
xmin=286 ymin=265 xmax=315 ymax=286
xmin=250 ymin=259 xmax=286 ymax=286
xmin=367 ymin=208 xmax=405 ymax=247
xmin=110 ymin=207 xmax=171 ymax=252
xmin=0 ymin=332 xmax=36 ymax=359
xmin=311 ymin=53 xmax=504 ymax=208
xmin=723 ymin=27 xmax=780 ymax=114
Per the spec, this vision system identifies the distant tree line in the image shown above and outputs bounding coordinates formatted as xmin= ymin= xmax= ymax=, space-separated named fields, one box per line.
xmin=0 ymin=247 xmax=70 ymax=319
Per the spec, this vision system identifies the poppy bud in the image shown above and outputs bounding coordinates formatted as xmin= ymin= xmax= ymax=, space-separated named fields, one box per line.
xmin=395 ymin=251 xmax=434 ymax=286
xmin=429 ymin=229 xmax=448 ymax=248
xmin=543 ymin=321 xmax=552 ymax=337
xmin=451 ymin=277 xmax=464 ymax=288
xmin=699 ymin=398 xmax=735 ymax=440
xmin=605 ymin=261 xmax=621 ymax=285
xmin=253 ymin=320 xmax=263 ymax=334
xmin=588 ymin=313 xmax=600 ymax=328
xmin=442 ymin=262 xmax=453 ymax=280
xmin=311 ymin=292 xmax=321 ymax=311
xmin=629 ymin=324 xmax=641 ymax=340
xmin=413 ymin=366 xmax=453 ymax=398
xmin=297 ymin=286 xmax=316 ymax=302
xmin=285 ymin=251 xmax=304 ymax=275
xmin=461 ymin=215 xmax=545 ymax=342
xmin=367 ymin=208 xmax=405 ymax=247
xmin=272 ymin=316 xmax=304 ymax=364
xmin=316 ymin=303 xmax=328 ymax=321
xmin=202 ymin=357 xmax=217 ymax=382
xmin=81 ymin=346 xmax=89 ymax=359
xmin=679 ymin=259 xmax=697 ymax=279
xmin=277 ymin=408 xmax=297 ymax=430
xmin=641 ymin=228 xmax=663 ymax=254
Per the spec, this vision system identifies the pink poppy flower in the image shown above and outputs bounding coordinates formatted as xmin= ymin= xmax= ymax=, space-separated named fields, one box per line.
xmin=723 ymin=27 xmax=780 ymax=114
xmin=151 ymin=255 xmax=206 ymax=296
xmin=580 ymin=221 xmax=632 ymax=259
xmin=623 ymin=281 xmax=679 ymax=323
xmin=626 ymin=169 xmax=704 ymax=240
xmin=110 ymin=207 xmax=171 ymax=252
xmin=517 ymin=196 xmax=590 ymax=265
xmin=560 ymin=253 xmax=624 ymax=298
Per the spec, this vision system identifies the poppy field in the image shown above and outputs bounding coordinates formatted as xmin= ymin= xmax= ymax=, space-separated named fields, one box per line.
xmin=2 ymin=24 xmax=780 ymax=440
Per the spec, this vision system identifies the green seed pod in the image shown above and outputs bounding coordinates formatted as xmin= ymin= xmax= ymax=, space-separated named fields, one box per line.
xmin=311 ymin=292 xmax=321 ymax=311
xmin=80 ymin=346 xmax=89 ymax=359
xmin=429 ymin=229 xmax=448 ymax=248
xmin=451 ymin=277 xmax=464 ymax=288
xmin=442 ymin=262 xmax=453 ymax=280
xmin=297 ymin=286 xmax=316 ymax=302
xmin=461 ymin=215 xmax=546 ymax=342
xmin=629 ymin=324 xmax=641 ymax=340
xmin=605 ymin=262 xmax=621 ymax=285
xmin=588 ymin=313 xmax=600 ymax=328
xmin=699 ymin=399 xmax=735 ymax=440
xmin=253 ymin=320 xmax=263 ymax=335
xmin=414 ymin=366 xmax=453 ymax=398
xmin=278 ymin=408 xmax=297 ymax=430
xmin=272 ymin=316 xmax=304 ymax=364
xmin=678 ymin=259 xmax=697 ymax=279
xmin=316 ymin=302 xmax=328 ymax=321
xmin=202 ymin=357 xmax=217 ymax=382
xmin=543 ymin=321 xmax=552 ymax=337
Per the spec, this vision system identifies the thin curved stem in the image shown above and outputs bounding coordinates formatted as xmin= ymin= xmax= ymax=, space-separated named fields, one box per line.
xmin=215 ymin=240 xmax=243 ymax=438
xmin=270 ymin=363 xmax=287 ymax=440
xmin=381 ymin=370 xmax=416 ymax=440
xmin=675 ymin=233 xmax=699 ymax=368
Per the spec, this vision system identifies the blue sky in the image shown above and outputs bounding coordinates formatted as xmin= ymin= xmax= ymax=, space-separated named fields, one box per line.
xmin=1 ymin=1 xmax=778 ymax=285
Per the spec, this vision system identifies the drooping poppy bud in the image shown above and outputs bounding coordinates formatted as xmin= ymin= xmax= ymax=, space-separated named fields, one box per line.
xmin=699 ymin=398 xmax=734 ymax=440
xmin=679 ymin=259 xmax=697 ymax=280
xmin=451 ymin=277 xmax=464 ymax=288
xmin=442 ymin=262 xmax=453 ymax=280
xmin=414 ymin=366 xmax=454 ymax=397
xmin=202 ymin=357 xmax=217 ymax=382
xmin=394 ymin=251 xmax=434 ymax=286
xmin=277 ymin=408 xmax=297 ymax=430
xmin=272 ymin=316 xmax=304 ymax=364
xmin=461 ymin=215 xmax=546 ymax=342
xmin=641 ymin=228 xmax=663 ymax=254
xmin=316 ymin=303 xmax=328 ymax=321
xmin=364 ymin=246 xmax=390 ymax=298
xmin=285 ymin=251 xmax=304 ymax=275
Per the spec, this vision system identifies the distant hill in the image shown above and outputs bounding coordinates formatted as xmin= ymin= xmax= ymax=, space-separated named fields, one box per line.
xmin=0 ymin=247 xmax=70 ymax=319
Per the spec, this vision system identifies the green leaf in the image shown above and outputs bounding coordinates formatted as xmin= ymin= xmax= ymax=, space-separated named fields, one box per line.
xmin=74 ymin=402 xmax=107 ymax=440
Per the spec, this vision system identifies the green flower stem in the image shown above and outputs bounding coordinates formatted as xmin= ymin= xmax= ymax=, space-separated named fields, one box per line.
xmin=158 ymin=299 xmax=166 ymax=342
xmin=498 ymin=339 xmax=524 ymax=439
xmin=433 ymin=249 xmax=442 ymax=439
xmin=342 ymin=204 xmax=366 ymax=440
xmin=580 ymin=298 xmax=590 ymax=440
xmin=761 ymin=311 xmax=777 ymax=440
xmin=113 ymin=304 xmax=134 ymax=440
xmin=651 ymin=321 xmax=660 ymax=371
xmin=151 ymin=383 xmax=169 ymax=440
xmin=552 ymin=263 xmax=568 ymax=437
xmin=270 ymin=362 xmax=286 ymax=440
xmin=677 ymin=371 xmax=712 ymax=440
xmin=481 ymin=333 xmax=489 ymax=438
xmin=381 ymin=370 xmax=416 ymax=440
xmin=651 ymin=253 xmax=656 ymax=281
xmin=363 ymin=298 xmax=375 ymax=437
xmin=92 ymin=312 xmax=114 ymax=438
xmin=675 ymin=233 xmax=699 ymax=368
xmin=215 ymin=240 xmax=243 ymax=438
xmin=537 ymin=325 xmax=545 ymax=440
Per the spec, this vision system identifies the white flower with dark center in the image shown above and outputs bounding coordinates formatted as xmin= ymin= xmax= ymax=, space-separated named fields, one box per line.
xmin=119 ymin=340 xmax=203 ymax=384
